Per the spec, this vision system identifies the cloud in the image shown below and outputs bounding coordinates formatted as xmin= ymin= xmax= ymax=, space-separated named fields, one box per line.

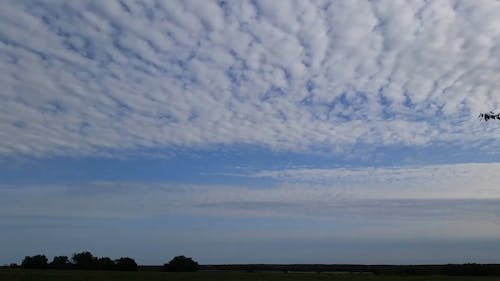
xmin=1 ymin=163 xmax=500 ymax=231
xmin=0 ymin=0 xmax=499 ymax=157
xmin=0 ymin=182 xmax=498 ymax=222
xmin=254 ymin=162 xmax=500 ymax=199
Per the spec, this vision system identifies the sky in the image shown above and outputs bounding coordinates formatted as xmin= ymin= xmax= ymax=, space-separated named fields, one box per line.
xmin=1 ymin=0 xmax=500 ymax=265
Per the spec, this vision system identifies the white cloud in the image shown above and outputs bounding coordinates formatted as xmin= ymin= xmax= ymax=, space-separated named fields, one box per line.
xmin=1 ymin=163 xmax=500 ymax=229
xmin=0 ymin=0 xmax=499 ymax=157
xmin=254 ymin=162 xmax=500 ymax=199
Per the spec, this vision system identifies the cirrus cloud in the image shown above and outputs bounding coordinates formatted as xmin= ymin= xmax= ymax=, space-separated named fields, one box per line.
xmin=2 ymin=163 xmax=500 ymax=222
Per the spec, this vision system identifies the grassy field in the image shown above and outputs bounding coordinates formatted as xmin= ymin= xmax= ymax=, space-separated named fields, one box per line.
xmin=2 ymin=269 xmax=500 ymax=281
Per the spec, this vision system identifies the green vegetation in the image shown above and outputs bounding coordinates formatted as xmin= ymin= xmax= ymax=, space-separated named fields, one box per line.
xmin=2 ymin=269 xmax=500 ymax=281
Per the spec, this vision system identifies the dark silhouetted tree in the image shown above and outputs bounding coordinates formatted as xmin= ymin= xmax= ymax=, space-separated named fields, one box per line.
xmin=164 ymin=255 xmax=199 ymax=272
xmin=97 ymin=257 xmax=115 ymax=271
xmin=115 ymin=257 xmax=138 ymax=271
xmin=72 ymin=251 xmax=98 ymax=270
xmin=479 ymin=112 xmax=500 ymax=121
xmin=21 ymin=255 xmax=48 ymax=269
xmin=50 ymin=256 xmax=70 ymax=269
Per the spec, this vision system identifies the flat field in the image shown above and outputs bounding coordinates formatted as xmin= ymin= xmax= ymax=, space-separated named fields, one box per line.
xmin=2 ymin=269 xmax=500 ymax=281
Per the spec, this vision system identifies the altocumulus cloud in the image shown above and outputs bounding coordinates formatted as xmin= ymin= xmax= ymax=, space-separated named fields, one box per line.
xmin=0 ymin=0 xmax=500 ymax=157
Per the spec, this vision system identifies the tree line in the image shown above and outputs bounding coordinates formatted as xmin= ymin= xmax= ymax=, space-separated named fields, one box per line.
xmin=19 ymin=252 xmax=137 ymax=271
xmin=16 ymin=252 xmax=198 ymax=272
xmin=372 ymin=264 xmax=500 ymax=276
xmin=202 ymin=264 xmax=500 ymax=276
xmin=14 ymin=255 xmax=500 ymax=276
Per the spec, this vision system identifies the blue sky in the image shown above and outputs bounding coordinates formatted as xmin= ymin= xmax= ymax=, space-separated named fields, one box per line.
xmin=1 ymin=0 xmax=500 ymax=265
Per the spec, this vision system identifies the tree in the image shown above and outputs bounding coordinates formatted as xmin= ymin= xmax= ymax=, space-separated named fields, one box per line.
xmin=97 ymin=257 xmax=115 ymax=271
xmin=72 ymin=251 xmax=97 ymax=270
xmin=115 ymin=257 xmax=138 ymax=271
xmin=164 ymin=255 xmax=199 ymax=272
xmin=21 ymin=255 xmax=48 ymax=269
xmin=50 ymin=256 xmax=70 ymax=269
xmin=479 ymin=112 xmax=500 ymax=121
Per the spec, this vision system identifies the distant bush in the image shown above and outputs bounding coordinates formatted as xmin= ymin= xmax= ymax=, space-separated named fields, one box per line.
xmin=97 ymin=257 xmax=115 ymax=270
xmin=164 ymin=256 xmax=199 ymax=272
xmin=115 ymin=257 xmax=138 ymax=271
xmin=21 ymin=255 xmax=48 ymax=269
xmin=72 ymin=251 xmax=98 ymax=270
xmin=49 ymin=256 xmax=71 ymax=269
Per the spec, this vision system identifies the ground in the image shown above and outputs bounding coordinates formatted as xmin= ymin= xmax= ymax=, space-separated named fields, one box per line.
xmin=2 ymin=269 xmax=500 ymax=281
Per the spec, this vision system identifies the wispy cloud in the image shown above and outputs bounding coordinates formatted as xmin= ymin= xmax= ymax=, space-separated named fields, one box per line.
xmin=0 ymin=0 xmax=499 ymax=157
xmin=254 ymin=162 xmax=500 ymax=199
xmin=2 ymin=163 xmax=500 ymax=228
